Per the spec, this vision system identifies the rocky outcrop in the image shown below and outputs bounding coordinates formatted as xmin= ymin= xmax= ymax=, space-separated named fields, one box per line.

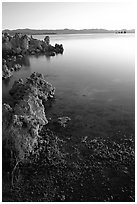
xmin=2 ymin=101 xmax=46 ymax=162
xmin=9 ymin=72 xmax=55 ymax=103
xmin=29 ymin=37 xmax=43 ymax=52
xmin=3 ymin=72 xmax=55 ymax=164
xmin=44 ymin=36 xmax=50 ymax=46
xmin=55 ymin=44 xmax=64 ymax=54
xmin=13 ymin=64 xmax=22 ymax=71
xmin=2 ymin=32 xmax=64 ymax=56
xmin=2 ymin=33 xmax=64 ymax=80
xmin=2 ymin=57 xmax=23 ymax=79
xmin=54 ymin=117 xmax=71 ymax=128
xmin=2 ymin=64 xmax=13 ymax=79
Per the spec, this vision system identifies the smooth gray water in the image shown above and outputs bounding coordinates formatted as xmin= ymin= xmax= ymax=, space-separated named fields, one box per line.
xmin=3 ymin=34 xmax=135 ymax=139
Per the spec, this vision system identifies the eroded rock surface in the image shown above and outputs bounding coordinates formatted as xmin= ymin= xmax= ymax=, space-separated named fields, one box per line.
xmin=3 ymin=72 xmax=55 ymax=163
xmin=2 ymin=32 xmax=64 ymax=56
xmin=2 ymin=64 xmax=13 ymax=79
xmin=9 ymin=72 xmax=55 ymax=103
xmin=56 ymin=117 xmax=71 ymax=128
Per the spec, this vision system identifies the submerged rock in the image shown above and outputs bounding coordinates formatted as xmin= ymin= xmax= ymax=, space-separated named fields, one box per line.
xmin=56 ymin=116 xmax=71 ymax=127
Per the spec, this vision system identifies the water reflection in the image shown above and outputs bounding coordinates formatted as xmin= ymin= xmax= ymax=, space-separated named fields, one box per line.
xmin=22 ymin=55 xmax=30 ymax=67
xmin=45 ymin=55 xmax=51 ymax=61
xmin=2 ymin=34 xmax=135 ymax=138
xmin=3 ymin=77 xmax=10 ymax=87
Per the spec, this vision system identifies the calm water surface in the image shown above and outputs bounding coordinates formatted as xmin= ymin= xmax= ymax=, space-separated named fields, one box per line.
xmin=3 ymin=34 xmax=135 ymax=140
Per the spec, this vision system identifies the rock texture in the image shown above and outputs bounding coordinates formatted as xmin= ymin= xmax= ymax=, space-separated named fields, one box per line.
xmin=2 ymin=33 xmax=64 ymax=80
xmin=56 ymin=117 xmax=71 ymax=127
xmin=9 ymin=72 xmax=55 ymax=103
xmin=3 ymin=72 xmax=55 ymax=163
xmin=2 ymin=32 xmax=64 ymax=56
xmin=2 ymin=64 xmax=13 ymax=79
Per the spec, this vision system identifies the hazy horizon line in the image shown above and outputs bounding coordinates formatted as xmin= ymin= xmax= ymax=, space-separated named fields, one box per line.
xmin=3 ymin=27 xmax=135 ymax=31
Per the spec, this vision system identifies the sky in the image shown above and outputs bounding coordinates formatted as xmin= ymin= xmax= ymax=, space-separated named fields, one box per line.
xmin=2 ymin=1 xmax=135 ymax=30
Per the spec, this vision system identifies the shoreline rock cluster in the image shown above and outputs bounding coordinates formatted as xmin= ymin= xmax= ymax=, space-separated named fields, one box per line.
xmin=3 ymin=72 xmax=55 ymax=165
xmin=2 ymin=32 xmax=134 ymax=202
xmin=2 ymin=72 xmax=135 ymax=202
xmin=2 ymin=32 xmax=64 ymax=56
xmin=2 ymin=57 xmax=22 ymax=79
xmin=2 ymin=33 xmax=64 ymax=79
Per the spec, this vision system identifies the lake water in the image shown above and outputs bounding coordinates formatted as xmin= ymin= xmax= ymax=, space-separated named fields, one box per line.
xmin=2 ymin=34 xmax=135 ymax=141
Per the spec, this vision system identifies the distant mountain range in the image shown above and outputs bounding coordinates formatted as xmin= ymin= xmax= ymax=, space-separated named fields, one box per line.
xmin=2 ymin=28 xmax=135 ymax=35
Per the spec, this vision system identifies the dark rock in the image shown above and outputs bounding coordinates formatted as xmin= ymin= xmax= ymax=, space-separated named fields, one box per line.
xmin=46 ymin=52 xmax=56 ymax=57
xmin=10 ymin=67 xmax=14 ymax=72
xmin=11 ymin=56 xmax=16 ymax=61
xmin=3 ymin=72 xmax=55 ymax=164
xmin=2 ymin=64 xmax=13 ymax=79
xmin=2 ymin=103 xmax=13 ymax=140
xmin=56 ymin=116 xmax=71 ymax=127
xmin=44 ymin=36 xmax=50 ymax=46
xmin=9 ymin=72 xmax=55 ymax=105
xmin=2 ymin=33 xmax=64 ymax=58
xmin=13 ymin=64 xmax=22 ymax=71
xmin=55 ymin=43 xmax=64 ymax=54
xmin=2 ymin=59 xmax=7 ymax=65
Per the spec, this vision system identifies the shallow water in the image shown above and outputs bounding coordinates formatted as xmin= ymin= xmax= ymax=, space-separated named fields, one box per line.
xmin=2 ymin=34 xmax=135 ymax=140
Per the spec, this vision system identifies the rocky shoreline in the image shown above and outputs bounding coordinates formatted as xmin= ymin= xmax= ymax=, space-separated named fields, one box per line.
xmin=2 ymin=33 xmax=64 ymax=79
xmin=2 ymin=33 xmax=135 ymax=202
xmin=2 ymin=72 xmax=135 ymax=202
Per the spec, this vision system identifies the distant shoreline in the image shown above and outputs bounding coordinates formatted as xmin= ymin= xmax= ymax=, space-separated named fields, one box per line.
xmin=2 ymin=28 xmax=135 ymax=35
xmin=31 ymin=32 xmax=135 ymax=35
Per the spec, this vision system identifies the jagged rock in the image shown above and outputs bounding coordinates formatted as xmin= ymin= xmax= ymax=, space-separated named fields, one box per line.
xmin=11 ymin=56 xmax=16 ymax=61
xmin=2 ymin=54 xmax=24 ymax=80
xmin=10 ymin=67 xmax=14 ymax=72
xmin=2 ymin=107 xmax=39 ymax=162
xmin=14 ymin=93 xmax=48 ymax=132
xmin=46 ymin=52 xmax=56 ymax=57
xmin=2 ymin=59 xmax=7 ymax=65
xmin=36 ymin=49 xmax=41 ymax=53
xmin=55 ymin=44 xmax=64 ymax=54
xmin=29 ymin=38 xmax=43 ymax=51
xmin=56 ymin=117 xmax=71 ymax=127
xmin=15 ymin=47 xmax=22 ymax=54
xmin=2 ymin=95 xmax=48 ymax=162
xmin=2 ymin=33 xmax=64 ymax=57
xmin=13 ymin=64 xmax=22 ymax=71
xmin=2 ymin=72 xmax=55 ymax=163
xmin=2 ymin=64 xmax=13 ymax=79
xmin=2 ymin=103 xmax=13 ymax=140
xmin=44 ymin=36 xmax=50 ymax=46
xmin=9 ymin=72 xmax=55 ymax=103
